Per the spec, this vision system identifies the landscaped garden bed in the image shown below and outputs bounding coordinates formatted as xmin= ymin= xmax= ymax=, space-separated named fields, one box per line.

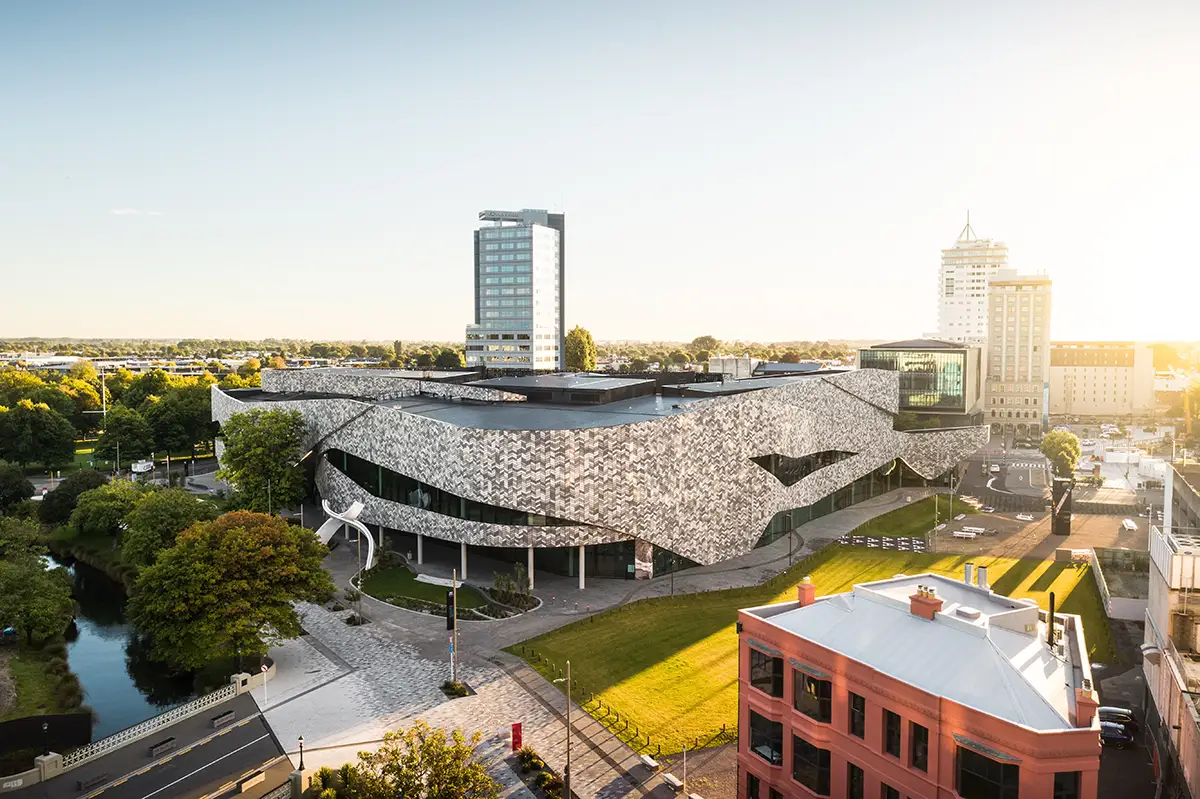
xmin=512 ymin=745 xmax=565 ymax=799
xmin=357 ymin=559 xmax=541 ymax=621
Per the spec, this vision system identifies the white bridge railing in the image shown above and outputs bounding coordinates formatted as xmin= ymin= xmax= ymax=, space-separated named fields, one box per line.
xmin=61 ymin=682 xmax=238 ymax=770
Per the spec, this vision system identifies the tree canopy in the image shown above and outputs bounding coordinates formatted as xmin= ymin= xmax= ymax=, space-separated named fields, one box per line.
xmin=71 ymin=479 xmax=150 ymax=538
xmin=0 ymin=464 xmax=35 ymax=513
xmin=95 ymin=405 xmax=156 ymax=463
xmin=216 ymin=408 xmax=309 ymax=513
xmin=434 ymin=349 xmax=464 ymax=369
xmin=0 ymin=517 xmax=74 ymax=645
xmin=1041 ymin=429 xmax=1083 ymax=478
xmin=564 ymin=326 xmax=597 ymax=371
xmin=128 ymin=511 xmax=335 ymax=669
xmin=0 ymin=399 xmax=77 ymax=467
xmin=121 ymin=488 xmax=220 ymax=566
xmin=40 ymin=469 xmax=108 ymax=525
xmin=335 ymin=720 xmax=499 ymax=799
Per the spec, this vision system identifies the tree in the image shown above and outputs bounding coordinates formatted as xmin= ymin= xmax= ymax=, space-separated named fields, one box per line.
xmin=40 ymin=469 xmax=108 ymax=525
xmin=237 ymin=358 xmax=262 ymax=378
xmin=266 ymin=355 xmax=287 ymax=370
xmin=128 ymin=511 xmax=335 ymax=669
xmin=669 ymin=349 xmax=690 ymax=366
xmin=68 ymin=359 xmax=98 ymax=384
xmin=71 ymin=479 xmax=149 ymax=538
xmin=780 ymin=350 xmax=802 ymax=363
xmin=121 ymin=489 xmax=219 ymax=566
xmin=564 ymin=326 xmax=597 ymax=371
xmin=434 ymin=349 xmax=464 ymax=369
xmin=95 ymin=405 xmax=155 ymax=463
xmin=414 ymin=352 xmax=435 ymax=370
xmin=894 ymin=411 xmax=941 ymax=431
xmin=0 ymin=464 xmax=34 ymax=513
xmin=1041 ymin=429 xmax=1083 ymax=478
xmin=694 ymin=349 xmax=711 ymax=364
xmin=216 ymin=408 xmax=308 ymax=513
xmin=0 ymin=518 xmax=74 ymax=645
xmin=630 ymin=357 xmax=648 ymax=372
xmin=339 ymin=720 xmax=500 ymax=799
xmin=691 ymin=335 xmax=720 ymax=353
xmin=121 ymin=369 xmax=173 ymax=409
xmin=0 ymin=399 xmax=77 ymax=467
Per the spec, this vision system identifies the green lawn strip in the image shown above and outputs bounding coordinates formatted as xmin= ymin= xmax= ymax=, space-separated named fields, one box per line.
xmin=852 ymin=495 xmax=977 ymax=538
xmin=359 ymin=564 xmax=487 ymax=609
xmin=509 ymin=545 xmax=1115 ymax=754
xmin=0 ymin=649 xmax=59 ymax=721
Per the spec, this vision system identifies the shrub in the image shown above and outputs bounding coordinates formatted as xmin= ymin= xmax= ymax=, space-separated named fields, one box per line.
xmin=318 ymin=790 xmax=338 ymax=799
xmin=535 ymin=771 xmax=553 ymax=789
xmin=43 ymin=641 xmax=67 ymax=658
xmin=344 ymin=587 xmax=361 ymax=603
xmin=46 ymin=657 xmax=70 ymax=676
xmin=441 ymin=680 xmax=469 ymax=697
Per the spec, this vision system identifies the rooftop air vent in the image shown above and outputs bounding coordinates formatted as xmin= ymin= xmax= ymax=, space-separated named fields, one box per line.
xmin=956 ymin=606 xmax=981 ymax=621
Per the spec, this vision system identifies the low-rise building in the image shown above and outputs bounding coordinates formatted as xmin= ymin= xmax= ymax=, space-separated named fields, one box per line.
xmin=858 ymin=340 xmax=982 ymax=427
xmin=738 ymin=571 xmax=1101 ymax=799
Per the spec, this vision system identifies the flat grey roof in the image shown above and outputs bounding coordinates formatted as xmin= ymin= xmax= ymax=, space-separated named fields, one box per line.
xmin=869 ymin=339 xmax=965 ymax=350
xmin=676 ymin=373 xmax=839 ymax=395
xmin=313 ymin=367 xmax=471 ymax=381
xmin=377 ymin=393 xmax=701 ymax=430
xmin=467 ymin=374 xmax=654 ymax=392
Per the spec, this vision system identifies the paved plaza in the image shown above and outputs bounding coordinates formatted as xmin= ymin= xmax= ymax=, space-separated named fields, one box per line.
xmin=257 ymin=487 xmax=939 ymax=798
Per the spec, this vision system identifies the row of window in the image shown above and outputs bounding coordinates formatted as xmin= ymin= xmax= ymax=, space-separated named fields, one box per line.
xmin=483 ymin=241 xmax=531 ymax=251
xmin=483 ymin=264 xmax=531 ymax=274
xmin=480 ymin=227 xmax=532 ymax=240
xmin=482 ymin=276 xmax=532 ymax=285
xmin=482 ymin=287 xmax=532 ymax=296
xmin=483 ymin=253 xmax=532 ymax=262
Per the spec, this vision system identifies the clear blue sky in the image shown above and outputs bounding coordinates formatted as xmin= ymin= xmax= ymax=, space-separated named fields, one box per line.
xmin=2 ymin=2 xmax=1197 ymax=343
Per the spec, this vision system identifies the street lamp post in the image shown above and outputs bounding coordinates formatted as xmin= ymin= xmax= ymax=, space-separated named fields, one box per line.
xmin=553 ymin=661 xmax=572 ymax=798
xmin=298 ymin=735 xmax=305 ymax=771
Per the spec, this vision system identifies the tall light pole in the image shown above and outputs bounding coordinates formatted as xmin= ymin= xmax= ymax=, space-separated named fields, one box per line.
xmin=298 ymin=735 xmax=305 ymax=771
xmin=553 ymin=661 xmax=572 ymax=798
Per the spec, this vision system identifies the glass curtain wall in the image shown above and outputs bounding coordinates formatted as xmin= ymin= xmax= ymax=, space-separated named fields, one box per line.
xmin=860 ymin=349 xmax=967 ymax=412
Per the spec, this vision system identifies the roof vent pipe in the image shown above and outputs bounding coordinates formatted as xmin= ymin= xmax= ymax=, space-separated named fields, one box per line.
xmin=977 ymin=565 xmax=989 ymax=590
xmin=1047 ymin=591 xmax=1056 ymax=646
xmin=964 ymin=562 xmax=975 ymax=586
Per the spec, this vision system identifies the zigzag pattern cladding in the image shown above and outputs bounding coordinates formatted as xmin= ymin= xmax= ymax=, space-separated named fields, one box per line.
xmin=213 ymin=371 xmax=986 ymax=565
xmin=261 ymin=368 xmax=526 ymax=403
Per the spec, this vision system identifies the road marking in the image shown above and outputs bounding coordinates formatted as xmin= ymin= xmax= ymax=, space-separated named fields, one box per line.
xmin=138 ymin=733 xmax=272 ymax=799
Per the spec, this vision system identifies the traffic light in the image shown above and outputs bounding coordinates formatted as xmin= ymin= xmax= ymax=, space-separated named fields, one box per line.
xmin=446 ymin=589 xmax=455 ymax=630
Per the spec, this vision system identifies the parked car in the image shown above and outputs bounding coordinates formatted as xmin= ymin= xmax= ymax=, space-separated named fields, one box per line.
xmin=1100 ymin=721 xmax=1134 ymax=749
xmin=990 ymin=464 xmax=1001 ymax=474
xmin=1099 ymin=707 xmax=1140 ymax=735
xmin=982 ymin=507 xmax=995 ymax=513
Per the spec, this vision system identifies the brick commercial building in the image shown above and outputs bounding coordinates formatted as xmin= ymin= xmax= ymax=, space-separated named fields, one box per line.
xmin=738 ymin=570 xmax=1101 ymax=799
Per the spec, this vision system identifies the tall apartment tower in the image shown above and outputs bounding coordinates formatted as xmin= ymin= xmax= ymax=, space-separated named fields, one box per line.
xmin=937 ymin=216 xmax=1009 ymax=343
xmin=984 ymin=271 xmax=1052 ymax=437
xmin=464 ymin=209 xmax=565 ymax=371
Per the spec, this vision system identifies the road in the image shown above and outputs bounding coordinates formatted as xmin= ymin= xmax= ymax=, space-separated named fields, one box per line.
xmin=9 ymin=695 xmax=287 ymax=799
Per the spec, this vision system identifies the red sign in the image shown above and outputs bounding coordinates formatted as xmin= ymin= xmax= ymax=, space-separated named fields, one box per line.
xmin=511 ymin=722 xmax=522 ymax=751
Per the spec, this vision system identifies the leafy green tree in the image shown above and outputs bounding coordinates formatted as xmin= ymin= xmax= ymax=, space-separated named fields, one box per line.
xmin=68 ymin=359 xmax=99 ymax=384
xmin=95 ymin=405 xmax=155 ymax=463
xmin=434 ymin=349 xmax=464 ymax=369
xmin=669 ymin=349 xmax=690 ymax=366
xmin=340 ymin=720 xmax=500 ymax=799
xmin=693 ymin=349 xmax=711 ymax=364
xmin=894 ymin=411 xmax=941 ymax=431
xmin=122 ymin=489 xmax=219 ymax=566
xmin=129 ymin=511 xmax=335 ymax=669
xmin=0 ymin=518 xmax=74 ymax=645
xmin=0 ymin=464 xmax=35 ymax=513
xmin=266 ymin=355 xmax=287 ymax=370
xmin=0 ymin=368 xmax=47 ymax=407
xmin=1041 ymin=429 xmax=1083 ymax=478
xmin=71 ymin=479 xmax=149 ymax=538
xmin=414 ymin=352 xmax=435 ymax=370
xmin=564 ymin=326 xmax=597 ymax=371
xmin=0 ymin=399 xmax=78 ymax=467
xmin=40 ymin=469 xmax=108 ymax=525
xmin=216 ymin=408 xmax=308 ymax=513
xmin=780 ymin=350 xmax=802 ymax=363
xmin=237 ymin=358 xmax=262 ymax=378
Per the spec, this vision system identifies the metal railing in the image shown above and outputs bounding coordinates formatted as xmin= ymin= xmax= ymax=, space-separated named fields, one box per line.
xmin=61 ymin=682 xmax=238 ymax=770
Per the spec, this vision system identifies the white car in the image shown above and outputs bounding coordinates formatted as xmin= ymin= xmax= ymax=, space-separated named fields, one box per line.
xmin=989 ymin=464 xmax=1001 ymax=474
xmin=982 ymin=506 xmax=995 ymax=513
xmin=1016 ymin=513 xmax=1035 ymax=522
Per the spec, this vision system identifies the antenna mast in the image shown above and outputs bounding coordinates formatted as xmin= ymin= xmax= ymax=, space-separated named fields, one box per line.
xmin=958 ymin=210 xmax=977 ymax=242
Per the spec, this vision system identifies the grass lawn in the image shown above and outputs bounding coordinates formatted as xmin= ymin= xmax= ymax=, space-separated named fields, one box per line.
xmin=360 ymin=564 xmax=487 ymax=609
xmin=509 ymin=545 xmax=1115 ymax=754
xmin=0 ymin=649 xmax=59 ymax=721
xmin=851 ymin=495 xmax=976 ymax=538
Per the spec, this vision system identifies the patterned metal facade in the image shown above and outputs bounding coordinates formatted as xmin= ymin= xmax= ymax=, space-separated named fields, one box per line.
xmin=212 ymin=370 xmax=986 ymax=566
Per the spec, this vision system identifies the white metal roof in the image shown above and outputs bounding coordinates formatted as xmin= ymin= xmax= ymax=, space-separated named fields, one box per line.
xmin=754 ymin=573 xmax=1078 ymax=731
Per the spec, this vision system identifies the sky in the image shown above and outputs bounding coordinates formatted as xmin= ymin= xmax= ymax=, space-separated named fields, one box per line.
xmin=2 ymin=2 xmax=1198 ymax=344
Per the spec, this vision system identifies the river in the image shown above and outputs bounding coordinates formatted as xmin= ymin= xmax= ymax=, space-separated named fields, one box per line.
xmin=53 ymin=557 xmax=196 ymax=740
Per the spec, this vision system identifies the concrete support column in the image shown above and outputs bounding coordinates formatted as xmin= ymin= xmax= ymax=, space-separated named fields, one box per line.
xmin=578 ymin=544 xmax=585 ymax=590
xmin=461 ymin=541 xmax=468 ymax=581
xmin=416 ymin=534 xmax=423 ymax=565
xmin=527 ymin=545 xmax=535 ymax=590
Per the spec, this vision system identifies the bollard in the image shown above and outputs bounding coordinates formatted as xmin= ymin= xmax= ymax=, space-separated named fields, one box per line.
xmin=657 ymin=744 xmax=661 ymax=757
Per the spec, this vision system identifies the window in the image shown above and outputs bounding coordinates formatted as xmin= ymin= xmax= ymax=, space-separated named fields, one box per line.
xmin=749 ymin=711 xmax=783 ymax=765
xmin=881 ymin=785 xmax=900 ymax=799
xmin=750 ymin=649 xmax=784 ymax=697
xmin=910 ymin=722 xmax=928 ymax=771
xmin=1053 ymin=772 xmax=1080 ymax=799
xmin=883 ymin=709 xmax=901 ymax=757
xmin=747 ymin=772 xmax=760 ymax=799
xmin=847 ymin=762 xmax=864 ymax=799
xmin=793 ymin=672 xmax=832 ymax=722
xmin=769 ymin=789 xmax=782 ymax=799
xmin=956 ymin=746 xmax=1019 ymax=799
xmin=848 ymin=692 xmax=865 ymax=738
xmin=791 ymin=735 xmax=830 ymax=795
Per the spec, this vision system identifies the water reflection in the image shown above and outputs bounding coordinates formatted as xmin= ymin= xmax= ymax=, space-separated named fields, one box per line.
xmin=51 ymin=557 xmax=195 ymax=738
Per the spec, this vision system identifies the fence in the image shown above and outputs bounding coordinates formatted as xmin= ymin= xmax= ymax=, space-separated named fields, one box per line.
xmin=261 ymin=781 xmax=293 ymax=799
xmin=60 ymin=682 xmax=238 ymax=770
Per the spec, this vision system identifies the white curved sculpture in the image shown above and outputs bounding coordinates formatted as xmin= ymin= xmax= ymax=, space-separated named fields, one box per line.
xmin=318 ymin=499 xmax=378 ymax=572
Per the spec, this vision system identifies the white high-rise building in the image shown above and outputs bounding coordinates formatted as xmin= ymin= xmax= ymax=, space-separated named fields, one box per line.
xmin=464 ymin=209 xmax=564 ymax=371
xmin=936 ymin=216 xmax=1009 ymax=343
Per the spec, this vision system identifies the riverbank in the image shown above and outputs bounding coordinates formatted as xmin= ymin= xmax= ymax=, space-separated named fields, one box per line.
xmin=44 ymin=530 xmax=137 ymax=595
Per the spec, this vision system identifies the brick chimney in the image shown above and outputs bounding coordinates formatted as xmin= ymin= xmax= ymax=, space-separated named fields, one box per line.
xmin=910 ymin=584 xmax=944 ymax=620
xmin=1074 ymin=686 xmax=1100 ymax=728
xmin=797 ymin=576 xmax=816 ymax=607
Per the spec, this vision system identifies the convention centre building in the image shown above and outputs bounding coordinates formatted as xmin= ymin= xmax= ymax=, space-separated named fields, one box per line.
xmin=212 ymin=368 xmax=987 ymax=585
